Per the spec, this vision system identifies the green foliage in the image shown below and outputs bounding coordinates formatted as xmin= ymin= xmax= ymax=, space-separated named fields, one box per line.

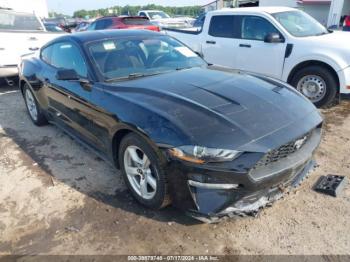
xmin=73 ymin=4 xmax=202 ymax=18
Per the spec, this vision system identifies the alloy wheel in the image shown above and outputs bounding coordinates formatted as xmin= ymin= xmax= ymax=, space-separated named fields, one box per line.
xmin=123 ymin=145 xmax=157 ymax=200
xmin=25 ymin=89 xmax=38 ymax=121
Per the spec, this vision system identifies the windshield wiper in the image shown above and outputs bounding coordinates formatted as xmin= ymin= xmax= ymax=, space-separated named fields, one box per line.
xmin=105 ymin=72 xmax=165 ymax=82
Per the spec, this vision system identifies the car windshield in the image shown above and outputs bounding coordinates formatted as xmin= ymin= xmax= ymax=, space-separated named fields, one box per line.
xmin=272 ymin=10 xmax=329 ymax=37
xmin=148 ymin=11 xmax=170 ymax=19
xmin=0 ymin=10 xmax=43 ymax=31
xmin=88 ymin=35 xmax=206 ymax=81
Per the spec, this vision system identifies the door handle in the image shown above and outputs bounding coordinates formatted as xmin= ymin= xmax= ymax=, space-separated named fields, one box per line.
xmin=29 ymin=47 xmax=39 ymax=51
xmin=206 ymin=40 xmax=216 ymax=44
xmin=239 ymin=44 xmax=251 ymax=48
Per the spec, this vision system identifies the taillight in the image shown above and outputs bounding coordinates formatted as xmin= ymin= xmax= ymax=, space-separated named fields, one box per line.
xmin=155 ymin=26 xmax=160 ymax=32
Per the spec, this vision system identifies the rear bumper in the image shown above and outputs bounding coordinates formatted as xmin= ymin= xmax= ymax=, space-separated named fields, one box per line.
xmin=0 ymin=65 xmax=18 ymax=78
xmin=165 ymin=128 xmax=321 ymax=222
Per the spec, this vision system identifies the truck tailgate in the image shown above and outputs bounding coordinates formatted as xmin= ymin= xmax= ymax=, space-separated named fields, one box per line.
xmin=0 ymin=32 xmax=61 ymax=65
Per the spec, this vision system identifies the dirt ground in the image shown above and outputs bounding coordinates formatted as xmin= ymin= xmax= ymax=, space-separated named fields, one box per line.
xmin=0 ymin=84 xmax=349 ymax=255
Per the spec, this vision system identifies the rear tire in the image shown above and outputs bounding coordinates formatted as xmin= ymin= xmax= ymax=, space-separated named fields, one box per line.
xmin=23 ymin=84 xmax=48 ymax=126
xmin=290 ymin=65 xmax=337 ymax=108
xmin=119 ymin=133 xmax=171 ymax=209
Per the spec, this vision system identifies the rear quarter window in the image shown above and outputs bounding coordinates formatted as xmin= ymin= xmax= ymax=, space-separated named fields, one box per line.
xmin=41 ymin=45 xmax=53 ymax=64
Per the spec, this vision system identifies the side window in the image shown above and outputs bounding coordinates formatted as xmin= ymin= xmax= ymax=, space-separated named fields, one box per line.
xmin=95 ymin=20 xmax=106 ymax=30
xmin=139 ymin=12 xmax=146 ymax=17
xmin=241 ymin=16 xmax=280 ymax=41
xmin=208 ymin=15 xmax=236 ymax=38
xmin=41 ymin=45 xmax=53 ymax=64
xmin=104 ymin=19 xmax=113 ymax=29
xmin=51 ymin=42 xmax=88 ymax=78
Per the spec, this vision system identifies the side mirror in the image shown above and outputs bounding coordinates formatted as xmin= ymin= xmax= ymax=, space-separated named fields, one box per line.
xmin=264 ymin=32 xmax=284 ymax=43
xmin=56 ymin=69 xmax=79 ymax=81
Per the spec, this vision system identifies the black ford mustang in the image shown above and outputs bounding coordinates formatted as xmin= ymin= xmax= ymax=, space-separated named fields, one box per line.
xmin=19 ymin=30 xmax=323 ymax=222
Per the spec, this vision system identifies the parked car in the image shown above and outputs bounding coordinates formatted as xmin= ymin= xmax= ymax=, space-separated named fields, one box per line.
xmin=165 ymin=7 xmax=350 ymax=107
xmin=44 ymin=22 xmax=65 ymax=32
xmin=43 ymin=17 xmax=76 ymax=33
xmin=43 ymin=17 xmax=67 ymax=29
xmin=87 ymin=16 xmax=160 ymax=32
xmin=0 ymin=9 xmax=62 ymax=85
xmin=19 ymin=30 xmax=322 ymax=222
xmin=138 ymin=10 xmax=190 ymax=29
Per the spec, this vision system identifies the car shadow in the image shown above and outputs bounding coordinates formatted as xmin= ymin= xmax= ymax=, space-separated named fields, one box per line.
xmin=0 ymin=85 xmax=200 ymax=226
xmin=2 ymin=125 xmax=200 ymax=226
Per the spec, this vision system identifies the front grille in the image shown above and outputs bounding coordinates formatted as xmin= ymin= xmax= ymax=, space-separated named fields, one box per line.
xmin=253 ymin=131 xmax=312 ymax=169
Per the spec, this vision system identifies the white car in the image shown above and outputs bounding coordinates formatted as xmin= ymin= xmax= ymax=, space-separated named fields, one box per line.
xmin=165 ymin=7 xmax=350 ymax=107
xmin=0 ymin=9 xmax=63 ymax=85
xmin=138 ymin=10 xmax=191 ymax=29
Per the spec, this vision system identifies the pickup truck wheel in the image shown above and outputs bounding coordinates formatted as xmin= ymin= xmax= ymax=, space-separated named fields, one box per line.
xmin=23 ymin=84 xmax=48 ymax=126
xmin=119 ymin=133 xmax=171 ymax=210
xmin=291 ymin=66 xmax=337 ymax=108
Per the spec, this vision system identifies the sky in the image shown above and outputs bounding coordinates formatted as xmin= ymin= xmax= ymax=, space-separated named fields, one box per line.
xmin=47 ymin=0 xmax=211 ymax=15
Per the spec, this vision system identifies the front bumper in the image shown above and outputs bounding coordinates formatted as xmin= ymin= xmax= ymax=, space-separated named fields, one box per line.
xmin=165 ymin=128 xmax=321 ymax=222
xmin=0 ymin=65 xmax=18 ymax=78
xmin=338 ymin=66 xmax=350 ymax=94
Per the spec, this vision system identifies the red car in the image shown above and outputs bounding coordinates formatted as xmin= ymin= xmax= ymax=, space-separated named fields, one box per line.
xmin=87 ymin=16 xmax=160 ymax=32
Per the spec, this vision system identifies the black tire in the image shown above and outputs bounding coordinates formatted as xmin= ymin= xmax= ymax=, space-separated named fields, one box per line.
xmin=119 ymin=133 xmax=171 ymax=209
xmin=23 ymin=84 xmax=48 ymax=126
xmin=290 ymin=65 xmax=338 ymax=108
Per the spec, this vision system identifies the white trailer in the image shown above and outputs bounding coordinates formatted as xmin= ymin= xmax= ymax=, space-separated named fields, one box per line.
xmin=0 ymin=0 xmax=48 ymax=18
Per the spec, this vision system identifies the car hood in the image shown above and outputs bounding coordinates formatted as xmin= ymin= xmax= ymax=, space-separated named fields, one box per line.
xmin=301 ymin=31 xmax=350 ymax=69
xmin=104 ymin=67 xmax=322 ymax=151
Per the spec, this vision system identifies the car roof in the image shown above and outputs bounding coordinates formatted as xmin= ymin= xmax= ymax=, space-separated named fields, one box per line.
xmin=96 ymin=16 xmax=148 ymax=21
xmin=51 ymin=29 xmax=161 ymax=45
xmin=211 ymin=6 xmax=296 ymax=15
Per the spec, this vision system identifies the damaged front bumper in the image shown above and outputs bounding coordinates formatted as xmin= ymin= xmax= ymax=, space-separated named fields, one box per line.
xmin=188 ymin=160 xmax=315 ymax=223
xmin=166 ymin=128 xmax=321 ymax=223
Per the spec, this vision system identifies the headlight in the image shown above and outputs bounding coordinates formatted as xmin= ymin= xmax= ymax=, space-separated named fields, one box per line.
xmin=168 ymin=145 xmax=242 ymax=164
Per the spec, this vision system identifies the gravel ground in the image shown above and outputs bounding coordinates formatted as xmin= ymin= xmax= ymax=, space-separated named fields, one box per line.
xmin=0 ymin=85 xmax=349 ymax=255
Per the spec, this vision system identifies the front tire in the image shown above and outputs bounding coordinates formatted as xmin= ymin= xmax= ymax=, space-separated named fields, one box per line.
xmin=290 ymin=66 xmax=337 ymax=108
xmin=23 ymin=84 xmax=48 ymax=126
xmin=119 ymin=133 xmax=171 ymax=209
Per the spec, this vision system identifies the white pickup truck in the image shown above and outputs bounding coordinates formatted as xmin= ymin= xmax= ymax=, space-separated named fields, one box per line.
xmin=138 ymin=10 xmax=192 ymax=29
xmin=0 ymin=8 xmax=63 ymax=85
xmin=165 ymin=7 xmax=350 ymax=107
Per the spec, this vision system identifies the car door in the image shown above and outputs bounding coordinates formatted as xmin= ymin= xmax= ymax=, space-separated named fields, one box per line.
xmin=42 ymin=41 xmax=100 ymax=148
xmin=201 ymin=15 xmax=239 ymax=68
xmin=235 ymin=15 xmax=287 ymax=79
